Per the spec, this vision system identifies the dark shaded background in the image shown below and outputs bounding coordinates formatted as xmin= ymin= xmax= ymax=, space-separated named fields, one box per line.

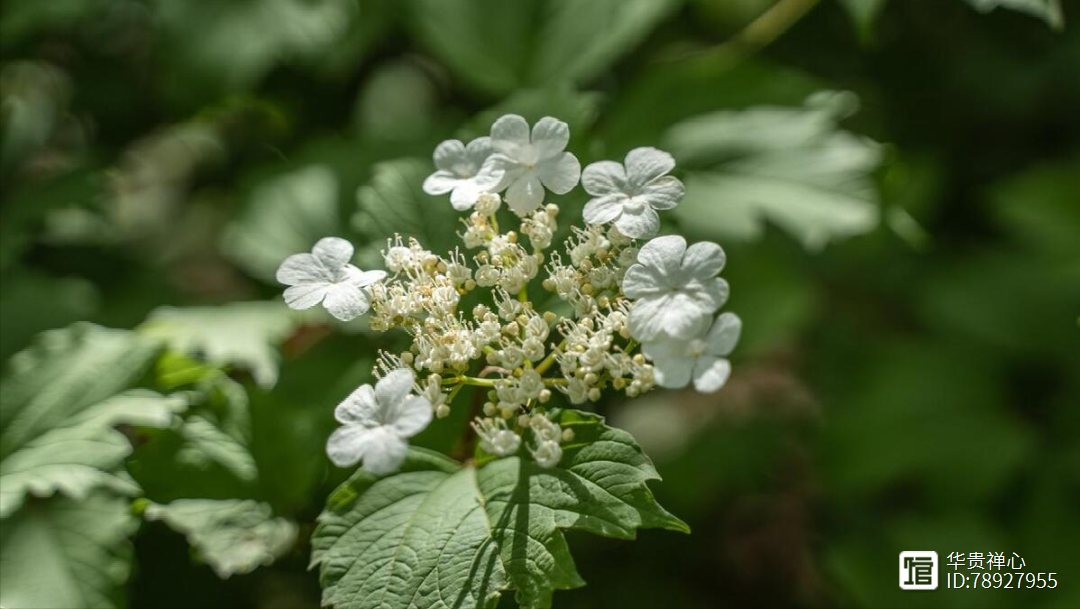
xmin=2 ymin=0 xmax=1078 ymax=607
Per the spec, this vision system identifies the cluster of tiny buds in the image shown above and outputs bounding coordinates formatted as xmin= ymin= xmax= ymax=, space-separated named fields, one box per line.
xmin=280 ymin=113 xmax=739 ymax=475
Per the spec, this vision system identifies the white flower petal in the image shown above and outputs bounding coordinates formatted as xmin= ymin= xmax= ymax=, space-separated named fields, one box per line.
xmin=537 ymin=152 xmax=580 ymax=194
xmin=631 ymin=293 xmax=711 ymax=341
xmin=390 ymin=396 xmax=433 ymax=438
xmin=484 ymin=153 xmax=522 ymax=191
xmin=375 ymin=369 xmax=415 ymax=410
xmin=637 ymin=175 xmax=684 ymax=211
xmin=506 ymin=174 xmax=545 ymax=214
xmin=472 ymin=160 xmax=505 ymax=191
xmin=283 ymin=283 xmax=330 ymax=310
xmin=335 ymin=384 xmax=377 ymax=425
xmin=621 ymin=265 xmax=663 ymax=298
xmin=465 ymin=136 xmax=494 ymax=167
xmin=531 ymin=117 xmax=570 ymax=159
xmin=276 ymin=253 xmax=329 ymax=285
xmin=322 ymin=283 xmax=371 ymax=321
xmin=312 ymin=237 xmax=354 ymax=269
xmin=581 ymin=160 xmax=628 ymax=196
xmin=627 ymin=295 xmax=669 ymax=341
xmin=686 ymin=277 xmax=730 ymax=313
xmin=706 ymin=312 xmax=742 ymax=357
xmin=491 ymin=114 xmax=530 ymax=155
xmin=692 ymin=356 xmax=732 ymax=393
xmin=432 ymin=139 xmax=468 ymax=173
xmin=346 ymin=268 xmax=387 ymax=288
xmin=450 ymin=181 xmax=482 ymax=211
xmin=625 ymin=146 xmax=676 ymax=189
xmin=652 ymin=354 xmax=695 ymax=389
xmin=326 ymin=425 xmax=372 ymax=467
xmin=583 ymin=194 xmax=625 ymax=225
xmin=636 ymin=235 xmax=686 ymax=279
xmin=614 ymin=206 xmax=660 ymax=239
xmin=681 ymin=241 xmax=726 ymax=278
xmin=641 ymin=335 xmax=689 ymax=366
xmin=360 ymin=428 xmax=409 ymax=475
xmin=423 ymin=170 xmax=460 ymax=195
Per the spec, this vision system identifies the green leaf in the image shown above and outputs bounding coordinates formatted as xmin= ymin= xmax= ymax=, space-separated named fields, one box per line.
xmin=0 ymin=271 xmax=99 ymax=362
xmin=141 ymin=300 xmax=305 ymax=389
xmin=175 ymin=415 xmax=259 ymax=484
xmin=406 ymin=0 xmax=678 ymax=96
xmin=666 ymin=91 xmax=884 ymax=250
xmin=963 ymin=0 xmax=1064 ymax=29
xmin=137 ymin=351 xmax=260 ymax=486
xmin=987 ymin=157 xmax=1080 ymax=260
xmin=144 ymin=499 xmax=297 ymax=578
xmin=153 ymin=0 xmax=358 ymax=97
xmin=458 ymin=86 xmax=602 ymax=143
xmin=0 ymin=493 xmax=140 ymax=609
xmin=353 ymin=159 xmax=463 ymax=266
xmin=0 ymin=323 xmax=183 ymax=518
xmin=222 ymin=165 xmax=342 ymax=284
xmin=311 ymin=410 xmax=685 ymax=609
xmin=837 ymin=0 xmax=888 ymax=40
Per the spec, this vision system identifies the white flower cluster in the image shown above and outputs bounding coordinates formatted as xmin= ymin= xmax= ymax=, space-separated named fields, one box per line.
xmin=276 ymin=114 xmax=740 ymax=476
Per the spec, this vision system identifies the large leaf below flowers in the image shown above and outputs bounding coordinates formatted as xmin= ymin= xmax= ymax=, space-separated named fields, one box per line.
xmin=311 ymin=410 xmax=686 ymax=609
xmin=0 ymin=324 xmax=183 ymax=518
xmin=665 ymin=92 xmax=884 ymax=251
xmin=0 ymin=492 xmax=140 ymax=609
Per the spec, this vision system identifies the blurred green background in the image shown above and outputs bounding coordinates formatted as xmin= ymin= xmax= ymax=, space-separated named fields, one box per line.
xmin=1 ymin=0 xmax=1078 ymax=608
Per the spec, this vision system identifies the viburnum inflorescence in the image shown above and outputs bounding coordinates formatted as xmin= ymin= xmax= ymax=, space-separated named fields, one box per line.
xmin=277 ymin=114 xmax=741 ymax=476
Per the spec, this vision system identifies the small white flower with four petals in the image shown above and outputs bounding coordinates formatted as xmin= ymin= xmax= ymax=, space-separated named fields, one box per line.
xmin=642 ymin=312 xmax=741 ymax=393
xmin=422 ymin=137 xmax=503 ymax=210
xmin=326 ymin=369 xmax=433 ymax=475
xmin=276 ymin=237 xmax=386 ymax=321
xmin=622 ymin=235 xmax=729 ymax=341
xmin=582 ymin=147 xmax=685 ymax=238
xmin=486 ymin=114 xmax=581 ymax=215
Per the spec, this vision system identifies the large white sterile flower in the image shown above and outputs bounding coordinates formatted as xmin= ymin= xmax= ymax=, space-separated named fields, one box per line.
xmin=326 ymin=369 xmax=433 ymax=475
xmin=622 ymin=235 xmax=729 ymax=341
xmin=486 ymin=114 xmax=581 ymax=214
xmin=276 ymin=237 xmax=386 ymax=321
xmin=581 ymin=147 xmax=685 ymax=239
xmin=422 ymin=137 xmax=503 ymax=210
xmin=642 ymin=312 xmax=741 ymax=393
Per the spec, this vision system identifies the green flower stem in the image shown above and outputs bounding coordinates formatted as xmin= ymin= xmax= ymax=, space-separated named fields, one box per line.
xmin=534 ymin=339 xmax=566 ymax=375
xmin=458 ymin=376 xmax=497 ymax=388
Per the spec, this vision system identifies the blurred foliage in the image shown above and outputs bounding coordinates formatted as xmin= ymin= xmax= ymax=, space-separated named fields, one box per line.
xmin=0 ymin=0 xmax=1078 ymax=608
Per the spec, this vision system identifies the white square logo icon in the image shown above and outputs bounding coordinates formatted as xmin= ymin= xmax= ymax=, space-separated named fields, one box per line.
xmin=899 ymin=551 xmax=938 ymax=590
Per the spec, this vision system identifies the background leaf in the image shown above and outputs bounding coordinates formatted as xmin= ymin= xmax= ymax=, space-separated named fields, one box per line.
xmin=222 ymin=165 xmax=343 ymax=285
xmin=666 ymin=91 xmax=884 ymax=250
xmin=405 ymin=0 xmax=679 ymax=96
xmin=0 ymin=324 xmax=180 ymax=517
xmin=141 ymin=300 xmax=305 ymax=389
xmin=144 ymin=499 xmax=297 ymax=579
xmin=0 ymin=493 xmax=140 ymax=609
xmin=353 ymin=159 xmax=463 ymax=265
